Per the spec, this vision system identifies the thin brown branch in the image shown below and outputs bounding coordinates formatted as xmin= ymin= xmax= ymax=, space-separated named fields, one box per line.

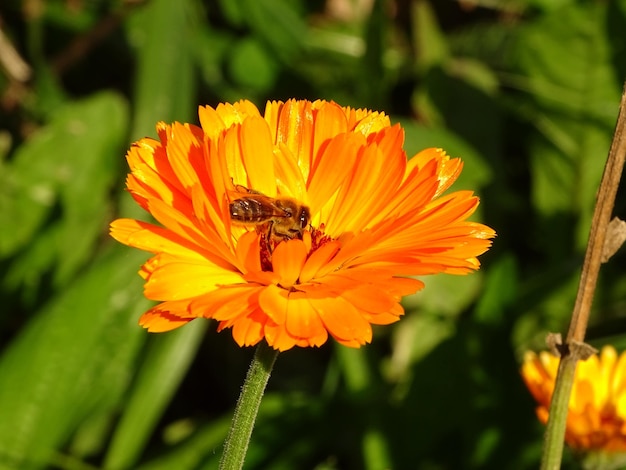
xmin=565 ymin=85 xmax=626 ymax=347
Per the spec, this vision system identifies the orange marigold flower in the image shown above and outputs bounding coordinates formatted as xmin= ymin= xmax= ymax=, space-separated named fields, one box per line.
xmin=110 ymin=99 xmax=495 ymax=351
xmin=521 ymin=346 xmax=626 ymax=452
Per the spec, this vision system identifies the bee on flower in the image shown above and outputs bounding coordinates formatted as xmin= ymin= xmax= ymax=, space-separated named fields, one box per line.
xmin=110 ymin=99 xmax=495 ymax=351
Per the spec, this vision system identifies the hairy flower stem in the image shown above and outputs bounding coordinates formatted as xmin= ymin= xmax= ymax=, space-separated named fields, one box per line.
xmin=219 ymin=342 xmax=279 ymax=470
xmin=540 ymin=84 xmax=626 ymax=469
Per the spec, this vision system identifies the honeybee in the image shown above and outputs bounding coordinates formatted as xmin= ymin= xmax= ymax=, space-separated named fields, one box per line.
xmin=229 ymin=186 xmax=311 ymax=248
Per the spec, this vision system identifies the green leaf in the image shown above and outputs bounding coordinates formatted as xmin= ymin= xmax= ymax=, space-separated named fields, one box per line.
xmin=410 ymin=0 xmax=449 ymax=70
xmin=512 ymin=3 xmax=622 ymax=247
xmin=414 ymin=65 xmax=504 ymax=166
xmin=120 ymin=0 xmax=199 ymax=222
xmin=404 ymin=273 xmax=484 ymax=318
xmin=474 ymin=255 xmax=519 ymax=326
xmin=135 ymin=417 xmax=230 ymax=470
xmin=104 ymin=321 xmax=207 ymax=470
xmin=0 ymin=246 xmax=149 ymax=469
xmin=362 ymin=426 xmax=392 ymax=470
xmin=193 ymin=28 xmax=235 ymax=94
xmin=512 ymin=261 xmax=581 ymax=351
xmin=396 ymin=118 xmax=493 ymax=191
xmin=241 ymin=0 xmax=307 ymax=63
xmin=388 ymin=272 xmax=484 ymax=380
xmin=125 ymin=0 xmax=197 ymax=141
xmin=228 ymin=37 xmax=279 ymax=93
xmin=387 ymin=313 xmax=455 ymax=381
xmin=335 ymin=346 xmax=372 ymax=394
xmin=0 ymin=91 xmax=129 ymax=286
xmin=526 ymin=0 xmax=574 ymax=12
xmin=215 ymin=0 xmax=246 ymax=27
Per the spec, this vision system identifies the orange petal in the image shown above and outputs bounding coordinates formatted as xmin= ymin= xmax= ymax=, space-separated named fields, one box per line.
xmin=236 ymin=231 xmax=263 ymax=273
xmin=216 ymin=100 xmax=261 ymax=128
xmin=222 ymin=125 xmax=248 ymax=187
xmin=340 ymin=286 xmax=397 ymax=314
xmin=139 ymin=303 xmax=195 ymax=332
xmin=189 ymin=286 xmax=259 ymax=322
xmin=352 ymin=108 xmax=390 ymax=135
xmin=311 ymin=102 xmax=348 ymax=173
xmin=410 ymin=148 xmax=463 ymax=197
xmin=311 ymin=296 xmax=372 ymax=344
xmin=165 ymin=122 xmax=204 ymax=190
xmin=362 ymin=302 xmax=404 ymax=325
xmin=273 ymin=100 xmax=314 ymax=182
xmin=110 ymin=218 xmax=208 ymax=260
xmin=199 ymin=101 xmax=261 ymax=140
xmin=307 ymin=133 xmax=360 ymax=220
xmin=264 ymin=322 xmax=298 ymax=351
xmin=240 ymin=116 xmax=276 ymax=194
xmin=144 ymin=261 xmax=244 ymax=301
xmin=325 ymin=142 xmax=403 ymax=234
xmin=229 ymin=308 xmax=266 ymax=347
xmin=284 ymin=293 xmax=327 ymax=341
xmin=273 ymin=144 xmax=308 ymax=201
xmin=126 ymin=142 xmax=182 ymax=209
xmin=299 ymin=240 xmax=341 ymax=283
xmin=258 ymin=284 xmax=288 ymax=325
xmin=198 ymin=105 xmax=227 ymax=141
xmin=272 ymin=239 xmax=307 ymax=288
xmin=146 ymin=198 xmax=206 ymax=247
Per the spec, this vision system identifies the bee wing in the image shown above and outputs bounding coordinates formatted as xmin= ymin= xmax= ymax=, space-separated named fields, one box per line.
xmin=228 ymin=186 xmax=272 ymax=203
xmin=229 ymin=197 xmax=290 ymax=225
xmin=230 ymin=184 xmax=258 ymax=195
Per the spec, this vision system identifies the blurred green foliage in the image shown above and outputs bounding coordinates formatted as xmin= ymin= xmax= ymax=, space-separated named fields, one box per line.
xmin=1 ymin=0 xmax=626 ymax=468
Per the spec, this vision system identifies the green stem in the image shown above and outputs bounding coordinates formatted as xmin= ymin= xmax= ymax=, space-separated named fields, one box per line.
xmin=219 ymin=342 xmax=279 ymax=470
xmin=540 ymin=354 xmax=577 ymax=470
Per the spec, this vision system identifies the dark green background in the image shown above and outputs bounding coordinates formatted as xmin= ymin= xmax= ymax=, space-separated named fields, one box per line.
xmin=1 ymin=0 xmax=626 ymax=468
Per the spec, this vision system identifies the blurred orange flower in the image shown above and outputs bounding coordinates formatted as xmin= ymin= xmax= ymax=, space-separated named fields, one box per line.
xmin=110 ymin=99 xmax=495 ymax=351
xmin=522 ymin=346 xmax=626 ymax=452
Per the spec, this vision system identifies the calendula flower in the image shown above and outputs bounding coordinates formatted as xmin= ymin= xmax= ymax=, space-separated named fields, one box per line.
xmin=110 ymin=99 xmax=495 ymax=351
xmin=522 ymin=346 xmax=626 ymax=452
